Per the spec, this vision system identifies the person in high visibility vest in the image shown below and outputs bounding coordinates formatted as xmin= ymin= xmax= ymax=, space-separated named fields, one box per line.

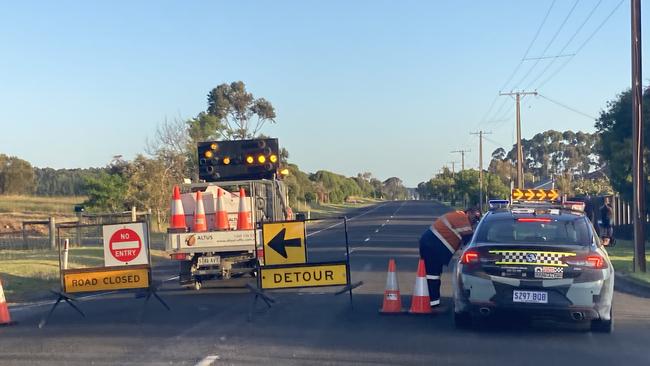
xmin=419 ymin=207 xmax=482 ymax=308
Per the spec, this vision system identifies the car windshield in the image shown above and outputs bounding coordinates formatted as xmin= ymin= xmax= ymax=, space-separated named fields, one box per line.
xmin=475 ymin=215 xmax=592 ymax=246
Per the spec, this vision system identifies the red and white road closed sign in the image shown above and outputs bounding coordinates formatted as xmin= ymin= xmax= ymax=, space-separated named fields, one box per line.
xmin=103 ymin=223 xmax=149 ymax=267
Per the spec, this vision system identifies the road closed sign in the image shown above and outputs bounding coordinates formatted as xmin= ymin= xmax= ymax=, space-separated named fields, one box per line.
xmin=103 ymin=222 xmax=149 ymax=267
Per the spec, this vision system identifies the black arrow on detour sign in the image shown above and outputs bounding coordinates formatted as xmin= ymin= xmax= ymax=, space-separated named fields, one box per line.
xmin=268 ymin=228 xmax=302 ymax=258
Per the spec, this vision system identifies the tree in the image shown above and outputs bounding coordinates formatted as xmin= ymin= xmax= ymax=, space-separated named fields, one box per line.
xmin=595 ymin=87 xmax=650 ymax=208
xmin=382 ymin=177 xmax=408 ymax=200
xmin=0 ymin=154 xmax=35 ymax=195
xmin=83 ymin=171 xmax=128 ymax=212
xmin=124 ymin=155 xmax=170 ymax=230
xmin=207 ymin=81 xmax=276 ymax=140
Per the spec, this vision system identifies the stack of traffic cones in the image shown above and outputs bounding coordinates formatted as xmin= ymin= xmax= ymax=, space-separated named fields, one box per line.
xmin=237 ymin=187 xmax=253 ymax=230
xmin=214 ymin=188 xmax=229 ymax=231
xmin=169 ymin=185 xmax=187 ymax=232
xmin=192 ymin=191 xmax=207 ymax=232
xmin=380 ymin=259 xmax=403 ymax=314
xmin=0 ymin=278 xmax=12 ymax=326
xmin=409 ymin=259 xmax=432 ymax=314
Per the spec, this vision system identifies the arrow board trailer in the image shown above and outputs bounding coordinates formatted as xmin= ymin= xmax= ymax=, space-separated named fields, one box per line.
xmin=167 ymin=178 xmax=290 ymax=290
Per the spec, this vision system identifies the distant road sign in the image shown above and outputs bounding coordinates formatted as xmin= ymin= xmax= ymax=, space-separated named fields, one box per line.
xmin=63 ymin=265 xmax=149 ymax=293
xmin=103 ymin=223 xmax=149 ymax=266
xmin=260 ymin=262 xmax=348 ymax=290
xmin=263 ymin=221 xmax=306 ymax=265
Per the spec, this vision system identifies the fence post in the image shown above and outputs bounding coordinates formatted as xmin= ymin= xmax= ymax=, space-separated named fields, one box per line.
xmin=49 ymin=217 xmax=56 ymax=250
xmin=22 ymin=222 xmax=28 ymax=249
xmin=131 ymin=206 xmax=137 ymax=222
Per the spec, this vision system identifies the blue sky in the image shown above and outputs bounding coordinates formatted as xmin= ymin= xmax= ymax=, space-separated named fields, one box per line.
xmin=0 ymin=1 xmax=644 ymax=186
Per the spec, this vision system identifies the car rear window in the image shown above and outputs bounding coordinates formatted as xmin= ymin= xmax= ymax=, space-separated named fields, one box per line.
xmin=475 ymin=216 xmax=592 ymax=246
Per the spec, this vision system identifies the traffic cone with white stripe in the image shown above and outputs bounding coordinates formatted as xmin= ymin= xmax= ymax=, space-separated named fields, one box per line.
xmin=236 ymin=187 xmax=252 ymax=230
xmin=192 ymin=190 xmax=207 ymax=232
xmin=409 ymin=259 xmax=432 ymax=314
xmin=380 ymin=259 xmax=403 ymax=314
xmin=0 ymin=278 xmax=13 ymax=326
xmin=169 ymin=185 xmax=187 ymax=232
xmin=214 ymin=188 xmax=229 ymax=231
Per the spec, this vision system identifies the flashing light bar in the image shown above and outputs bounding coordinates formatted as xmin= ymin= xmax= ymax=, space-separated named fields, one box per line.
xmin=488 ymin=200 xmax=510 ymax=209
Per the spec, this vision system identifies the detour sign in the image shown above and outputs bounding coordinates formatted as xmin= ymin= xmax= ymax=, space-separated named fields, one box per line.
xmin=259 ymin=262 xmax=348 ymax=290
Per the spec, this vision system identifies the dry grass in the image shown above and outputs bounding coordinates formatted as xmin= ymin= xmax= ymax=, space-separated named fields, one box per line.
xmin=0 ymin=195 xmax=85 ymax=214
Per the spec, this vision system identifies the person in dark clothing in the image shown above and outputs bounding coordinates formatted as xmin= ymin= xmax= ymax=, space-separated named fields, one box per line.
xmin=600 ymin=197 xmax=614 ymax=246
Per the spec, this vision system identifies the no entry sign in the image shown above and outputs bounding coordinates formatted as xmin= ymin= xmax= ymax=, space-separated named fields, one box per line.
xmin=103 ymin=222 xmax=149 ymax=267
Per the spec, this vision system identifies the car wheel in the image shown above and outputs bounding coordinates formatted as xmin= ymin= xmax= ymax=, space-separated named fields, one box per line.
xmin=454 ymin=311 xmax=472 ymax=329
xmin=591 ymin=308 xmax=614 ymax=333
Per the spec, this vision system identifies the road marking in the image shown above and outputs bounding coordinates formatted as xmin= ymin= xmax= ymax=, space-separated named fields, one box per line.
xmin=364 ymin=237 xmax=370 ymax=242
xmin=374 ymin=229 xmax=379 ymax=233
xmin=381 ymin=223 xmax=386 ymax=227
xmin=195 ymin=355 xmax=220 ymax=366
xmin=306 ymin=203 xmax=388 ymax=237
xmin=165 ymin=275 xmax=179 ymax=282
xmin=10 ymin=291 xmax=119 ymax=311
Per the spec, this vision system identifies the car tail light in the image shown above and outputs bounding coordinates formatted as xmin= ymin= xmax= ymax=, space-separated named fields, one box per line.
xmin=564 ymin=254 xmax=607 ymax=269
xmin=461 ymin=250 xmax=480 ymax=264
xmin=516 ymin=218 xmax=552 ymax=223
xmin=171 ymin=253 xmax=188 ymax=261
xmin=256 ymin=248 xmax=264 ymax=259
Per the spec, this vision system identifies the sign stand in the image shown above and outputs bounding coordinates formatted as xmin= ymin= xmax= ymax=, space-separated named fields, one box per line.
xmin=38 ymin=290 xmax=85 ymax=329
xmin=247 ymin=216 xmax=362 ymax=320
xmin=137 ymin=286 xmax=171 ymax=323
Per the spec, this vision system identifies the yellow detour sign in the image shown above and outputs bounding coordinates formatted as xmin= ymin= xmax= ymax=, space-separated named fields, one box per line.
xmin=263 ymin=221 xmax=307 ymax=265
xmin=260 ymin=262 xmax=348 ymax=290
xmin=511 ymin=188 xmax=560 ymax=201
xmin=63 ymin=265 xmax=150 ymax=294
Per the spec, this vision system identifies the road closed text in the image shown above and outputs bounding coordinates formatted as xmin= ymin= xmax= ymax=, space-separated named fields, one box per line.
xmin=260 ymin=263 xmax=348 ymax=289
xmin=63 ymin=267 xmax=150 ymax=293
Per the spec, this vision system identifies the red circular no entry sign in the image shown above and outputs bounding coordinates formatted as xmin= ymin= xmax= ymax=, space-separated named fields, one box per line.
xmin=109 ymin=228 xmax=142 ymax=263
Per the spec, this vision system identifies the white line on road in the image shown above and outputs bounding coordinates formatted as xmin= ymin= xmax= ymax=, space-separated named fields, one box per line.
xmin=10 ymin=291 xmax=119 ymax=311
xmin=165 ymin=275 xmax=179 ymax=282
xmin=364 ymin=237 xmax=370 ymax=242
xmin=306 ymin=203 xmax=388 ymax=237
xmin=374 ymin=229 xmax=379 ymax=233
xmin=195 ymin=355 xmax=220 ymax=366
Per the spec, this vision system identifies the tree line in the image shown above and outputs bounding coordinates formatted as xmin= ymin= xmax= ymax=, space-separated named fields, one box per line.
xmin=0 ymin=81 xmax=408 ymax=225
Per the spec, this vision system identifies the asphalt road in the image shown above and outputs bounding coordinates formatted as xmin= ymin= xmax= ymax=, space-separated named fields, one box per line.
xmin=2 ymin=200 xmax=650 ymax=365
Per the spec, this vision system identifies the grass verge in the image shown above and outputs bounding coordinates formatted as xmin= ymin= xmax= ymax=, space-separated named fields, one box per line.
xmin=0 ymin=247 xmax=169 ymax=303
xmin=606 ymin=239 xmax=650 ymax=284
xmin=0 ymin=195 xmax=85 ymax=214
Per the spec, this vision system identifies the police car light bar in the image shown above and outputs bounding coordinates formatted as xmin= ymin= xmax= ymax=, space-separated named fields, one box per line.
xmin=562 ymin=201 xmax=585 ymax=213
xmin=488 ymin=200 xmax=510 ymax=210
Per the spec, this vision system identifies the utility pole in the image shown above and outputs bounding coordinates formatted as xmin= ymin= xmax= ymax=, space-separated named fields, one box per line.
xmin=451 ymin=150 xmax=470 ymax=171
xmin=631 ymin=0 xmax=646 ymax=272
xmin=447 ymin=161 xmax=458 ymax=175
xmin=471 ymin=131 xmax=492 ymax=212
xmin=499 ymin=91 xmax=537 ymax=189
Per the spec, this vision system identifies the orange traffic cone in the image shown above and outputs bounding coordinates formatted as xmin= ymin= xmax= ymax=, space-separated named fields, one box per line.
xmin=169 ymin=185 xmax=187 ymax=231
xmin=193 ymin=191 xmax=207 ymax=232
xmin=409 ymin=259 xmax=432 ymax=314
xmin=215 ymin=188 xmax=229 ymax=231
xmin=237 ymin=187 xmax=252 ymax=230
xmin=0 ymin=278 xmax=13 ymax=326
xmin=380 ymin=259 xmax=403 ymax=314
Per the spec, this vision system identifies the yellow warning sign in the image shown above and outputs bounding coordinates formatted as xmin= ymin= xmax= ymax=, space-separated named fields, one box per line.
xmin=63 ymin=265 xmax=150 ymax=294
xmin=512 ymin=188 xmax=560 ymax=201
xmin=260 ymin=262 xmax=348 ymax=289
xmin=262 ymin=221 xmax=307 ymax=265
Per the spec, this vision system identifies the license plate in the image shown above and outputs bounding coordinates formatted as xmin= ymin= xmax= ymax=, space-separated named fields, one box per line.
xmin=197 ymin=256 xmax=220 ymax=267
xmin=513 ymin=290 xmax=548 ymax=304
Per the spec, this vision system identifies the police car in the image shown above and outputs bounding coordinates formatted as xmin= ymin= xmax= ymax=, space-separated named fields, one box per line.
xmin=452 ymin=196 xmax=614 ymax=332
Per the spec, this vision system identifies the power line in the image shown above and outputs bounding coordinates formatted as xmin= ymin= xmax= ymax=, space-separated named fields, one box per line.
xmin=526 ymin=0 xmax=603 ymax=90
xmin=537 ymin=93 xmax=597 ymax=120
xmin=513 ymin=0 xmax=581 ymax=90
xmin=537 ymin=0 xmax=625 ymax=90
xmin=499 ymin=0 xmax=557 ymax=92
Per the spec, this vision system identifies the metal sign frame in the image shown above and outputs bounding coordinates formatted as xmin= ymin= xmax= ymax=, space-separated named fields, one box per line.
xmin=39 ymin=219 xmax=169 ymax=328
xmin=248 ymin=216 xmax=362 ymax=320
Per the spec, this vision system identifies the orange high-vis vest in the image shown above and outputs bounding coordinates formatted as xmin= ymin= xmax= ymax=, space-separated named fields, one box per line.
xmin=430 ymin=211 xmax=473 ymax=253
